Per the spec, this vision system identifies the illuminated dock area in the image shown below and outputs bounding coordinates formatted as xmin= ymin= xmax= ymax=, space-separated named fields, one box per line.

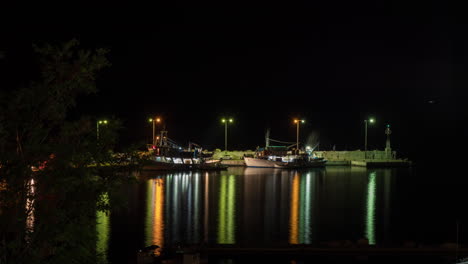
xmin=350 ymin=160 xmax=412 ymax=167
xmin=215 ymin=150 xmax=411 ymax=168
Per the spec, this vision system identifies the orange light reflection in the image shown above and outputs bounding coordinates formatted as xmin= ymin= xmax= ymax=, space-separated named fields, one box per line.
xmin=152 ymin=178 xmax=164 ymax=255
xmin=289 ymin=174 xmax=300 ymax=244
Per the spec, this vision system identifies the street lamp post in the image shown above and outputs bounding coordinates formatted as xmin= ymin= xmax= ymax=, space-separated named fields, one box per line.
xmin=148 ymin=117 xmax=161 ymax=146
xmin=221 ymin=118 xmax=233 ymax=152
xmin=294 ymin=119 xmax=305 ymax=154
xmin=96 ymin=120 xmax=108 ymax=140
xmin=364 ymin=118 xmax=375 ymax=159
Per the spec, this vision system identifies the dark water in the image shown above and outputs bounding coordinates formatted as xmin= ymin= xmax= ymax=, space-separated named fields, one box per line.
xmin=97 ymin=166 xmax=467 ymax=264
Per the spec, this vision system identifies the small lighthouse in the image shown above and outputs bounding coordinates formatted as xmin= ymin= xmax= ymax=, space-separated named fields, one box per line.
xmin=385 ymin=124 xmax=392 ymax=159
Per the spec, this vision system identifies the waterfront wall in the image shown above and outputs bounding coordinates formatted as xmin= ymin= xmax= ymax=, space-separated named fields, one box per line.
xmin=212 ymin=149 xmax=255 ymax=160
xmin=212 ymin=149 xmax=410 ymax=167
xmin=314 ymin=150 xmax=397 ymax=161
xmin=212 ymin=149 xmax=397 ymax=161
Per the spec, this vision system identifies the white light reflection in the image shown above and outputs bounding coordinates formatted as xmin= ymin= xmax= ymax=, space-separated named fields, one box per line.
xmin=185 ymin=172 xmax=202 ymax=244
xmin=300 ymin=173 xmax=312 ymax=244
xmin=25 ymin=178 xmax=35 ymax=241
xmin=366 ymin=171 xmax=377 ymax=245
xmin=172 ymin=174 xmax=181 ymax=242
xmin=192 ymin=172 xmax=201 ymax=243
xmin=204 ymin=172 xmax=209 ymax=243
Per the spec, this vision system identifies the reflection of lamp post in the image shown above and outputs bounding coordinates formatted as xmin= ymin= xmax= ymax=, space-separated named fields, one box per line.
xmin=148 ymin=117 xmax=161 ymax=146
xmin=294 ymin=119 xmax=305 ymax=154
xmin=96 ymin=120 xmax=108 ymax=140
xmin=221 ymin=118 xmax=233 ymax=152
xmin=364 ymin=118 xmax=375 ymax=159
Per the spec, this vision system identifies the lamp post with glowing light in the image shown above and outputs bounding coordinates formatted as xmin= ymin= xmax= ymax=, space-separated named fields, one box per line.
xmin=294 ymin=119 xmax=305 ymax=154
xmin=364 ymin=118 xmax=375 ymax=159
xmin=148 ymin=117 xmax=161 ymax=146
xmin=221 ymin=118 xmax=233 ymax=152
xmin=96 ymin=120 xmax=108 ymax=140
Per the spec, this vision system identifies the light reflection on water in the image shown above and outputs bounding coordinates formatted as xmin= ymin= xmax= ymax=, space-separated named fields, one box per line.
xmin=25 ymin=178 xmax=35 ymax=241
xmin=218 ymin=174 xmax=236 ymax=244
xmin=96 ymin=193 xmax=110 ymax=263
xmin=299 ymin=172 xmax=313 ymax=244
xmin=145 ymin=178 xmax=164 ymax=255
xmin=289 ymin=172 xmax=300 ymax=244
xmin=100 ymin=167 xmax=405 ymax=261
xmin=290 ymin=172 xmax=316 ymax=244
xmin=366 ymin=171 xmax=377 ymax=245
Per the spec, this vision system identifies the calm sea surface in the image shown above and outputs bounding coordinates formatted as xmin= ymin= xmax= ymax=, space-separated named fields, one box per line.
xmin=97 ymin=166 xmax=467 ymax=264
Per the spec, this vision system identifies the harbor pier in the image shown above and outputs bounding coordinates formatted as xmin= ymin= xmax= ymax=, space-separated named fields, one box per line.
xmin=213 ymin=149 xmax=411 ymax=168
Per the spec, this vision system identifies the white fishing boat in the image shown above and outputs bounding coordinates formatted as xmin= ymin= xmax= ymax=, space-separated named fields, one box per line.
xmin=244 ymin=155 xmax=326 ymax=168
xmin=143 ymin=132 xmax=227 ymax=171
xmin=243 ymin=131 xmax=326 ymax=168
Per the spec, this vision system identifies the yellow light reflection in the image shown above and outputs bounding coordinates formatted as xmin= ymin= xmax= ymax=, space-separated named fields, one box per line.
xmin=145 ymin=178 xmax=165 ymax=255
xmin=218 ymin=174 xmax=236 ymax=244
xmin=96 ymin=193 xmax=110 ymax=264
xmin=289 ymin=173 xmax=300 ymax=244
xmin=145 ymin=180 xmax=155 ymax=246
xmin=153 ymin=178 xmax=164 ymax=255
xmin=226 ymin=175 xmax=235 ymax=243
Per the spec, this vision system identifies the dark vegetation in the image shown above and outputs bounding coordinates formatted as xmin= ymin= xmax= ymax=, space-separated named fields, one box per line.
xmin=0 ymin=40 xmax=137 ymax=264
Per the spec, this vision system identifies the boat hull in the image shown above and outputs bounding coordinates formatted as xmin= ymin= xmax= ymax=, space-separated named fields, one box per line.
xmin=244 ymin=157 xmax=326 ymax=168
xmin=244 ymin=157 xmax=281 ymax=168
xmin=142 ymin=161 xmax=227 ymax=171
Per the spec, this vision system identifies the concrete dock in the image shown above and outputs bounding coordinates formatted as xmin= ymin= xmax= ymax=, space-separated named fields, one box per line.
xmin=351 ymin=159 xmax=412 ymax=167
xmin=215 ymin=149 xmax=412 ymax=168
xmin=219 ymin=159 xmax=411 ymax=168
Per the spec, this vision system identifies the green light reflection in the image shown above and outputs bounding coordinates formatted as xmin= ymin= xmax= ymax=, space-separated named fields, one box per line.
xmin=96 ymin=193 xmax=110 ymax=264
xmin=290 ymin=173 xmax=314 ymax=244
xmin=145 ymin=180 xmax=155 ymax=246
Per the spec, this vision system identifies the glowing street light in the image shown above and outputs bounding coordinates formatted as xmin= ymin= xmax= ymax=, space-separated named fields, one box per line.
xmin=364 ymin=117 xmax=375 ymax=159
xmin=294 ymin=119 xmax=305 ymax=154
xmin=221 ymin=118 xmax=234 ymax=152
xmin=148 ymin=117 xmax=161 ymax=146
xmin=96 ymin=120 xmax=108 ymax=140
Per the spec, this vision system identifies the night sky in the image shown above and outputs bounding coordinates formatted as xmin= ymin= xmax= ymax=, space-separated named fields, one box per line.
xmin=1 ymin=2 xmax=466 ymax=165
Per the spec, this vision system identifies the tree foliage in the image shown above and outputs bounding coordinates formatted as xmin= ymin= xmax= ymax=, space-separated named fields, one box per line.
xmin=0 ymin=40 xmax=133 ymax=264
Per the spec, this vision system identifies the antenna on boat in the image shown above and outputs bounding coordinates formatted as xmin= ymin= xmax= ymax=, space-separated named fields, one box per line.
xmin=265 ymin=129 xmax=270 ymax=148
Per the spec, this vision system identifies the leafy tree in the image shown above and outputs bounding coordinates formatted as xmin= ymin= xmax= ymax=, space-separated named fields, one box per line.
xmin=0 ymin=40 xmax=134 ymax=264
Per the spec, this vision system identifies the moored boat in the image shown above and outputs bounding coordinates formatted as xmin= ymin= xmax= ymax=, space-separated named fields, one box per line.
xmin=142 ymin=130 xmax=227 ymax=171
xmin=244 ymin=155 xmax=327 ymax=168
xmin=142 ymin=156 xmax=228 ymax=171
xmin=244 ymin=137 xmax=327 ymax=168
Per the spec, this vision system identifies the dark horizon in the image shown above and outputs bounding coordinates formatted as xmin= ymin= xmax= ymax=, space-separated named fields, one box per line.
xmin=1 ymin=2 xmax=466 ymax=165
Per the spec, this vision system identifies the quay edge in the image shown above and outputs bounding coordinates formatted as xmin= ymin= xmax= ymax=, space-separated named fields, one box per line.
xmin=215 ymin=150 xmax=411 ymax=168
